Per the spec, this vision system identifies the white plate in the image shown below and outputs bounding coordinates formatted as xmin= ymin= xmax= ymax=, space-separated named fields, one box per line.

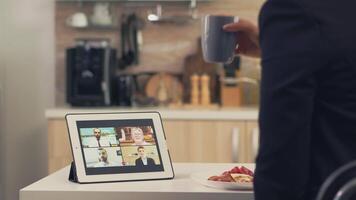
xmin=190 ymin=171 xmax=253 ymax=190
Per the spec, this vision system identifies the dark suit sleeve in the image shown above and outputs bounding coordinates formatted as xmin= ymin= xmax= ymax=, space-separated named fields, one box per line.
xmin=148 ymin=158 xmax=156 ymax=166
xmin=254 ymin=0 xmax=328 ymax=199
xmin=135 ymin=158 xmax=141 ymax=166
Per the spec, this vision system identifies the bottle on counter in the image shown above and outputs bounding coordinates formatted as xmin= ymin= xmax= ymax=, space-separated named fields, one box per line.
xmin=200 ymin=74 xmax=211 ymax=106
xmin=190 ymin=74 xmax=200 ymax=105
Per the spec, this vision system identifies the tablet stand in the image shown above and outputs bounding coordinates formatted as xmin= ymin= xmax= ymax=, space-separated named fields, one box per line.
xmin=68 ymin=161 xmax=79 ymax=183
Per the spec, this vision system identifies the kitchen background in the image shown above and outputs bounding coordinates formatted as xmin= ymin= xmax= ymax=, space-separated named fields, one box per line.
xmin=56 ymin=0 xmax=263 ymax=107
xmin=0 ymin=0 xmax=264 ymax=200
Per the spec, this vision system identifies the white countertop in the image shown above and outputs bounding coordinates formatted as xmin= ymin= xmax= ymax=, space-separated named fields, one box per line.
xmin=20 ymin=163 xmax=255 ymax=200
xmin=45 ymin=107 xmax=259 ymax=120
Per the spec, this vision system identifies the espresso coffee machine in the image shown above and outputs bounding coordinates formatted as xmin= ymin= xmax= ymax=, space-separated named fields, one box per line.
xmin=66 ymin=39 xmax=117 ymax=106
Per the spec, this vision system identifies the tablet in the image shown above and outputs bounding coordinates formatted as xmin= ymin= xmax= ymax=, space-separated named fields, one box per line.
xmin=66 ymin=112 xmax=174 ymax=183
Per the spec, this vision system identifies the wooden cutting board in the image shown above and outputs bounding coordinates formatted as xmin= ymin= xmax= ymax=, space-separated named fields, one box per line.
xmin=145 ymin=73 xmax=183 ymax=104
xmin=182 ymin=38 xmax=219 ymax=103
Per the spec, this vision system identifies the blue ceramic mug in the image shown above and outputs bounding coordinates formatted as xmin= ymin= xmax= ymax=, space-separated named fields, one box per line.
xmin=202 ymin=15 xmax=238 ymax=64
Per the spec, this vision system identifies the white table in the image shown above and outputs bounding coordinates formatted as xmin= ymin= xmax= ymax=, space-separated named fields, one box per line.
xmin=20 ymin=163 xmax=255 ymax=200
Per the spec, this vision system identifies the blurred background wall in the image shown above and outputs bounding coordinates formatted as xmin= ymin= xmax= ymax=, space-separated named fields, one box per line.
xmin=0 ymin=1 xmax=55 ymax=200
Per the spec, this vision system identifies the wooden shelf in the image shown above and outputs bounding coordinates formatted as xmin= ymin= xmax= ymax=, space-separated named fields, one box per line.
xmin=68 ymin=24 xmax=119 ymax=31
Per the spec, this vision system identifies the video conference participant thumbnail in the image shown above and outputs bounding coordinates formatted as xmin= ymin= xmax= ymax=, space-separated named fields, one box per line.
xmin=95 ymin=148 xmax=112 ymax=167
xmin=120 ymin=145 xmax=160 ymax=167
xmin=83 ymin=147 xmax=123 ymax=168
xmin=81 ymin=127 xmax=118 ymax=148
xmin=135 ymin=146 xmax=156 ymax=167
xmin=119 ymin=127 xmax=155 ymax=146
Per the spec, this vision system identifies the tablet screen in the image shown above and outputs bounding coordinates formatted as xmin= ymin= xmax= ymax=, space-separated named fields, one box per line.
xmin=76 ymin=119 xmax=164 ymax=175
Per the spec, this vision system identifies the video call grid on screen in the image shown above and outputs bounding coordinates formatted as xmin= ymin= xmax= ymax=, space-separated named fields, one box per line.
xmin=76 ymin=119 xmax=164 ymax=175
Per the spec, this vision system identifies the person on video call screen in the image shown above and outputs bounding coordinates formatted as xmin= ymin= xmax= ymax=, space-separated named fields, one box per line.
xmin=135 ymin=146 xmax=155 ymax=167
xmin=92 ymin=128 xmax=111 ymax=147
xmin=94 ymin=148 xmax=112 ymax=167
xmin=131 ymin=127 xmax=151 ymax=146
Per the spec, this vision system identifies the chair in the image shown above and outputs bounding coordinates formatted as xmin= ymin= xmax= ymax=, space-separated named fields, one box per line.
xmin=316 ymin=161 xmax=356 ymax=200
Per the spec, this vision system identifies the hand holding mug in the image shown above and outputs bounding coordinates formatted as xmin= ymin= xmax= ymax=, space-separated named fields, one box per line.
xmin=202 ymin=15 xmax=239 ymax=63
xmin=223 ymin=18 xmax=260 ymax=58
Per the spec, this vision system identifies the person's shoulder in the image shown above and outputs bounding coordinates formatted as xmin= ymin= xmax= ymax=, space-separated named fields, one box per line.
xmin=135 ymin=158 xmax=142 ymax=165
xmin=148 ymin=157 xmax=155 ymax=163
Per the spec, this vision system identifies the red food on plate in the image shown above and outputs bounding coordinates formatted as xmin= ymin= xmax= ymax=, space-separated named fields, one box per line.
xmin=219 ymin=174 xmax=234 ymax=182
xmin=208 ymin=176 xmax=220 ymax=181
xmin=229 ymin=166 xmax=242 ymax=174
xmin=207 ymin=166 xmax=254 ymax=183
xmin=222 ymin=171 xmax=231 ymax=176
xmin=240 ymin=166 xmax=254 ymax=177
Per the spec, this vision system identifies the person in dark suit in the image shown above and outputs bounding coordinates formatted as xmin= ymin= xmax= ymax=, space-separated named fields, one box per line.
xmin=223 ymin=0 xmax=356 ymax=199
xmin=135 ymin=146 xmax=155 ymax=167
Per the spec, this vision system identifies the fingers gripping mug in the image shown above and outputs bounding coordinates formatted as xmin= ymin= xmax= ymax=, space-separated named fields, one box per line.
xmin=202 ymin=15 xmax=239 ymax=64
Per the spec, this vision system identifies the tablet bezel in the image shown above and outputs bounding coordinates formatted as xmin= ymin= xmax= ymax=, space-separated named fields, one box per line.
xmin=66 ymin=112 xmax=174 ymax=183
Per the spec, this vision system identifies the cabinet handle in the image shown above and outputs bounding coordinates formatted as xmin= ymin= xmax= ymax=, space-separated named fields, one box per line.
xmin=231 ymin=128 xmax=239 ymax=163
xmin=252 ymin=128 xmax=259 ymax=158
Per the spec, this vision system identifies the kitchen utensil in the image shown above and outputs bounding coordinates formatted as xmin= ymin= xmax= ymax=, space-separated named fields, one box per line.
xmin=90 ymin=3 xmax=113 ymax=27
xmin=221 ymin=84 xmax=242 ymax=107
xmin=221 ymin=76 xmax=259 ymax=107
xmin=66 ymin=12 xmax=88 ymax=28
xmin=201 ymin=15 xmax=238 ymax=63
xmin=182 ymin=38 xmax=218 ymax=104
xmin=119 ymin=13 xmax=140 ymax=69
xmin=145 ymin=73 xmax=183 ymax=105
xmin=224 ymin=56 xmax=241 ymax=85
xmin=129 ymin=73 xmax=159 ymax=107
xmin=200 ymin=74 xmax=211 ymax=106
xmin=157 ymin=74 xmax=169 ymax=104
xmin=114 ymin=75 xmax=136 ymax=106
xmin=190 ymin=74 xmax=200 ymax=105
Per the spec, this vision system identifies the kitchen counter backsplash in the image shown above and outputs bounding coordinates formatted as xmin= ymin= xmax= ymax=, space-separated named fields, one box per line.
xmin=55 ymin=0 xmax=264 ymax=106
xmin=45 ymin=106 xmax=259 ymax=120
